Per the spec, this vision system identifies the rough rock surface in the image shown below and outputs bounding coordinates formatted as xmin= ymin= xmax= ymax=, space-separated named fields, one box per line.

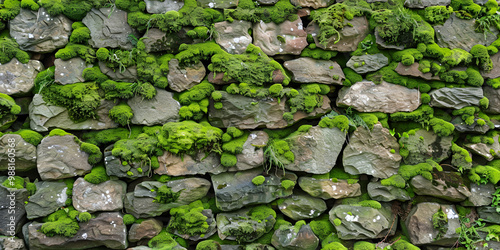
xmin=478 ymin=206 xmax=500 ymax=224
xmin=167 ymin=59 xmax=206 ymax=92
xmin=298 ymin=177 xmax=362 ymax=199
xmin=465 ymin=183 xmax=494 ymax=207
xmin=404 ymin=0 xmax=451 ymax=8
xmin=374 ymin=29 xmax=404 ymax=50
xmin=9 ymin=8 xmax=72 ymax=52
xmin=82 ymin=8 xmax=138 ymax=50
xmin=399 ymin=129 xmax=453 ymax=165
xmin=54 ymin=58 xmax=92 ymax=85
xmin=272 ymin=224 xmax=319 ymax=250
xmin=346 ymin=54 xmax=389 ymax=74
xmin=25 ymin=181 xmax=67 ymax=219
xmin=253 ymin=18 xmax=308 ymax=56
xmin=129 ymin=219 xmax=163 ymax=242
xmin=306 ymin=17 xmax=369 ymax=52
xmin=214 ymin=21 xmax=252 ymax=54
xmin=104 ymin=145 xmax=151 ymax=179
xmin=145 ymin=0 xmax=184 ymax=13
xmin=0 ymin=59 xmax=43 ymax=96
xmin=429 ymin=87 xmax=483 ymax=109
xmin=337 ymin=81 xmax=421 ymax=113
xmin=72 ymin=178 xmax=126 ymax=213
xmin=367 ymin=182 xmax=410 ymax=202
xmin=452 ymin=116 xmax=490 ymax=134
xmin=278 ymin=194 xmax=327 ymax=220
xmin=0 ymin=134 xmax=37 ymax=172
xmin=37 ymin=135 xmax=93 ymax=180
xmin=0 ymin=178 xmax=28 ymax=235
xmin=99 ymin=62 xmax=138 ymax=82
xmin=284 ymin=57 xmax=344 ymax=84
xmin=217 ymin=208 xmax=276 ymax=242
xmin=231 ymin=131 xmax=269 ymax=171
xmin=155 ymin=151 xmax=225 ymax=176
xmin=465 ymin=134 xmax=500 ymax=161
xmin=142 ymin=28 xmax=195 ymax=53
xmin=484 ymin=86 xmax=500 ymax=114
xmin=395 ymin=62 xmax=441 ymax=80
xmin=0 ymin=237 xmax=26 ymax=250
xmin=410 ymin=174 xmax=471 ymax=202
xmin=290 ymin=0 xmax=329 ymax=8
xmin=197 ymin=0 xmax=238 ymax=8
xmin=482 ymin=52 xmax=500 ymax=79
xmin=128 ymin=88 xmax=180 ymax=125
xmin=343 ymin=124 xmax=401 ymax=178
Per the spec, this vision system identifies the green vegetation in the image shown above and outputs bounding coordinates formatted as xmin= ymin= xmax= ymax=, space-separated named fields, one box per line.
xmin=83 ymin=165 xmax=109 ymax=184
xmin=154 ymin=185 xmax=180 ymax=203
xmin=399 ymin=160 xmax=443 ymax=181
xmin=0 ymin=37 xmax=29 ymax=64
xmin=167 ymin=200 xmax=210 ymax=236
xmin=122 ymin=214 xmax=136 ymax=225
xmin=252 ymin=175 xmax=266 ymax=186
xmin=40 ymin=207 xmax=80 ymax=237
xmin=310 ymin=214 xmax=334 ymax=240
xmin=148 ymin=229 xmax=180 ymax=249
xmin=380 ymin=174 xmax=406 ymax=188
xmin=109 ymin=102 xmax=134 ymax=126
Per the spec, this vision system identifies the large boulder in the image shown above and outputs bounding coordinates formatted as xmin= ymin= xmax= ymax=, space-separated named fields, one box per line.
xmin=155 ymin=151 xmax=225 ymax=176
xmin=25 ymin=181 xmax=68 ymax=219
xmin=72 ymin=178 xmax=126 ymax=213
xmin=253 ymin=18 xmax=308 ymax=56
xmin=398 ymin=129 xmax=453 ymax=165
xmin=346 ymin=54 xmax=389 ymax=74
xmin=271 ymin=223 xmax=319 ymax=250
xmin=0 ymin=177 xmax=28 ymax=236
xmin=343 ymin=124 xmax=401 ymax=178
xmin=167 ymin=60 xmax=206 ymax=92
xmin=410 ymin=173 xmax=471 ymax=202
xmin=483 ymin=86 xmax=500 ymax=114
xmin=54 ymin=58 xmax=92 ymax=85
xmin=216 ymin=207 xmax=276 ymax=242
xmin=306 ymin=17 xmax=369 ymax=52
xmin=278 ymin=193 xmax=327 ymax=220
xmin=145 ymin=0 xmax=184 ymax=13
xmin=0 ymin=134 xmax=37 ymax=172
xmin=284 ymin=58 xmax=344 ymax=85
xmin=367 ymin=182 xmax=411 ymax=202
xmin=429 ymin=87 xmax=483 ymax=109
xmin=214 ymin=21 xmax=253 ymax=54
xmin=128 ymin=88 xmax=180 ymax=126
xmin=9 ymin=8 xmax=72 ymax=52
xmin=0 ymin=59 xmax=43 ymax=96
xmin=298 ymin=177 xmax=362 ymax=199
xmin=337 ymin=81 xmax=421 ymax=113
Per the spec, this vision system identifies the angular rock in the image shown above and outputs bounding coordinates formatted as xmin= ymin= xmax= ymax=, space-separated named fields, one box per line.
xmin=231 ymin=131 xmax=269 ymax=171
xmin=298 ymin=177 xmax=362 ymax=199
xmin=9 ymin=8 xmax=72 ymax=52
xmin=217 ymin=208 xmax=276 ymax=242
xmin=284 ymin=126 xmax=346 ymax=174
xmin=72 ymin=178 xmax=126 ymax=213
xmin=463 ymin=183 xmax=494 ymax=207
xmin=284 ymin=58 xmax=344 ymax=85
xmin=129 ymin=219 xmax=163 ymax=242
xmin=26 ymin=212 xmax=127 ymax=249
xmin=82 ymin=8 xmax=138 ymax=50
xmin=451 ymin=116 xmax=490 ymax=134
xmin=209 ymin=91 xmax=288 ymax=129
xmin=410 ymin=174 xmax=471 ymax=202
xmin=37 ymin=135 xmax=93 ymax=181
xmin=128 ymin=88 xmax=180 ymax=125
xmin=124 ymin=178 xmax=211 ymax=218
xmin=0 ymin=236 xmax=26 ymax=250
xmin=306 ymin=17 xmax=369 ymax=52
xmin=482 ymin=53 xmax=500 ymax=79
xmin=429 ymin=87 xmax=483 ymax=109
xmin=0 ymin=59 xmax=43 ymax=96
xmin=435 ymin=13 xmax=498 ymax=52
xmin=54 ymin=58 xmax=92 ymax=85
xmin=346 ymin=54 xmax=389 ymax=74
xmin=399 ymin=129 xmax=453 ymax=165
xmin=29 ymin=94 xmax=118 ymax=132
xmin=142 ymin=28 xmax=195 ymax=53
xmin=211 ymin=168 xmax=297 ymax=211
xmin=167 ymin=59 xmax=206 ymax=92
xmin=104 ymin=145 xmax=151 ymax=179
xmin=214 ymin=20 xmax=252 ymax=54
xmin=404 ymin=0 xmax=451 ymax=8
xmin=169 ymin=209 xmax=217 ymax=241
xmin=145 ymin=0 xmax=184 ymax=13
xmin=367 ymin=182 xmax=410 ymax=202
xmin=395 ymin=62 xmax=441 ymax=80
xmin=278 ymin=194 xmax=327 ymax=220
xmin=271 ymin=223 xmax=318 ymax=250
xmin=197 ymin=0 xmax=238 ymax=8
xmin=290 ymin=0 xmax=328 ymax=8
xmin=343 ymin=124 xmax=401 ymax=178
xmin=405 ymin=203 xmax=460 ymax=246
xmin=0 ymin=134 xmax=37 ymax=172
xmin=484 ymin=86 xmax=500 ymax=114
xmin=0 ymin=178 xmax=28 ymax=236
xmin=25 ymin=181 xmax=68 ymax=219
xmin=478 ymin=206 xmax=500 ymax=224
xmin=99 ymin=62 xmax=137 ymax=82
xmin=329 ymin=203 xmax=397 ymax=240
xmin=465 ymin=134 xmax=500 ymax=161
xmin=337 ymin=81 xmax=421 ymax=113
xmin=253 ymin=18 xmax=308 ymax=56
xmin=155 ymin=151 xmax=225 ymax=176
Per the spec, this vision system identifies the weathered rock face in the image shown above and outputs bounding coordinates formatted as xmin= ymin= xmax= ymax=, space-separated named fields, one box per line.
xmin=435 ymin=14 xmax=498 ymax=52
xmin=343 ymin=124 xmax=401 ymax=178
xmin=482 ymin=52 xmax=500 ymax=79
xmin=211 ymin=168 xmax=297 ymax=211
xmin=329 ymin=203 xmax=397 ymax=240
xmin=410 ymin=174 xmax=471 ymax=202
xmin=0 ymin=59 xmax=43 ymax=96
xmin=54 ymin=58 xmax=92 ymax=85
xmin=29 ymin=94 xmax=118 ymax=132
xmin=0 ymin=134 xmax=37 ymax=172
xmin=0 ymin=178 xmax=28 ymax=236
xmin=404 ymin=0 xmax=451 ymax=8
xmin=452 ymin=116 xmax=490 ymax=134
xmin=484 ymin=86 xmax=500 ymax=114
xmin=367 ymin=182 xmax=410 ymax=202
xmin=298 ymin=177 xmax=362 ymax=199
xmin=129 ymin=219 xmax=163 ymax=242
xmin=26 ymin=212 xmax=128 ymax=249
xmin=99 ymin=62 xmax=138 ymax=82
xmin=9 ymin=8 xmax=72 ymax=52
xmin=208 ymin=91 xmax=288 ymax=129
xmin=155 ymin=151 xmax=225 ymax=176
xmin=284 ymin=126 xmax=346 ymax=174
xmin=145 ymin=0 xmax=184 ymax=13
xmin=395 ymin=62 xmax=441 ymax=80
xmin=128 ymin=88 xmax=180 ymax=126
xmin=82 ymin=8 xmax=138 ymax=50
xmin=167 ymin=59 xmax=206 ymax=92
xmin=272 ymin=223 xmax=319 ymax=250
xmin=464 ymin=183 xmax=494 ymax=207
xmin=232 ymin=131 xmax=269 ymax=171
xmin=37 ymin=135 xmax=93 ymax=181
xmin=25 ymin=181 xmax=68 ymax=219
xmin=429 ymin=87 xmax=483 ymax=109
xmin=346 ymin=54 xmax=389 ymax=74
xmin=337 ymin=81 xmax=421 ymax=113
xmin=284 ymin=58 xmax=344 ymax=85
xmin=399 ymin=129 xmax=453 ymax=165
xmin=197 ymin=0 xmax=238 ymax=8
xmin=217 ymin=208 xmax=276 ymax=242
xmin=290 ymin=0 xmax=329 ymax=8
xmin=142 ymin=28 xmax=195 ymax=53
xmin=465 ymin=134 xmax=500 ymax=161
xmin=278 ymin=194 xmax=327 ymax=220
xmin=478 ymin=206 xmax=500 ymax=224
xmin=253 ymin=18 xmax=308 ymax=56
xmin=0 ymin=236 xmax=26 ymax=250
xmin=72 ymin=178 xmax=126 ymax=213
xmin=104 ymin=145 xmax=151 ymax=179
xmin=374 ymin=29 xmax=404 ymax=50
xmin=214 ymin=21 xmax=253 ymax=54
xmin=405 ymin=203 xmax=460 ymax=246
xmin=307 ymin=17 xmax=369 ymax=52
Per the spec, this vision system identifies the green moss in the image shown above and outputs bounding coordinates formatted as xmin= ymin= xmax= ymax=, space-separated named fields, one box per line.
xmin=20 ymin=0 xmax=38 ymax=10
xmin=399 ymin=160 xmax=442 ymax=181
xmin=81 ymin=127 xmax=142 ymax=147
xmin=280 ymin=179 xmax=295 ymax=190
xmin=0 ymin=0 xmax=21 ymax=21
xmin=222 ymin=131 xmax=248 ymax=154
xmin=83 ymin=166 xmax=109 ymax=185
xmin=424 ymin=6 xmax=453 ymax=24
xmin=309 ymin=214 xmax=334 ymax=240
xmin=179 ymin=81 xmax=214 ymax=105
xmin=2 ymin=176 xmax=24 ymax=189
xmin=392 ymin=49 xmax=423 ymax=65
xmin=109 ymin=102 xmax=134 ymax=126
xmin=301 ymin=47 xmax=338 ymax=60
xmin=451 ymin=143 xmax=472 ymax=172
xmin=55 ymin=44 xmax=96 ymax=64
xmin=149 ymin=229 xmax=179 ymax=249
xmin=69 ymin=23 xmax=90 ymax=44
xmin=196 ymin=240 xmax=220 ymax=250
xmin=480 ymin=97 xmax=490 ymax=109
xmin=167 ymin=200 xmax=210 ymax=236
xmin=225 ymin=0 xmax=296 ymax=24
xmin=41 ymin=208 xmax=80 ymax=237
xmin=115 ymin=0 xmax=146 ymax=12
xmin=251 ymin=176 xmax=266 ymax=186
xmin=157 ymin=121 xmax=222 ymax=155
xmin=318 ymin=115 xmax=350 ymax=132
xmin=471 ymin=44 xmax=493 ymax=71
xmin=80 ymin=142 xmax=102 ymax=165
xmin=154 ymin=185 xmax=181 ymax=204
xmin=78 ymin=212 xmax=91 ymax=223
xmin=0 ymin=93 xmax=20 ymax=127
xmin=429 ymin=118 xmax=455 ymax=137
xmin=380 ymin=174 xmax=406 ymax=188
xmin=221 ymin=152 xmax=237 ymax=167
xmin=122 ymin=214 xmax=136 ymax=225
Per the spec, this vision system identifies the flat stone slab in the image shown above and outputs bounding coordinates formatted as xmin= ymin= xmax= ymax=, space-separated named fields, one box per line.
xmin=0 ymin=59 xmax=43 ymax=96
xmin=429 ymin=87 xmax=483 ymax=109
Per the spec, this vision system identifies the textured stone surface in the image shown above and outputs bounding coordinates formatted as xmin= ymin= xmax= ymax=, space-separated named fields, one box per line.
xmin=375 ymin=29 xmax=404 ymax=50
xmin=464 ymin=183 xmax=494 ymax=207
xmin=272 ymin=224 xmax=319 ymax=250
xmin=278 ymin=193 xmax=327 ymax=220
xmin=167 ymin=59 xmax=206 ymax=92
xmin=231 ymin=131 xmax=269 ymax=171
xmin=129 ymin=219 xmax=163 ymax=242
xmin=99 ymin=61 xmax=138 ymax=82
xmin=0 ymin=237 xmax=26 ymax=250
xmin=484 ymin=86 xmax=500 ymax=114
xmin=399 ymin=129 xmax=453 ymax=165
xmin=214 ymin=21 xmax=252 ymax=54
xmin=25 ymin=181 xmax=67 ymax=219
xmin=145 ymin=0 xmax=184 ymax=13
xmin=128 ymin=88 xmax=180 ymax=125
xmin=307 ymin=17 xmax=369 ymax=52
xmin=346 ymin=54 xmax=389 ymax=74
xmin=395 ymin=62 xmax=441 ymax=80
xmin=142 ymin=28 xmax=195 ymax=53
xmin=465 ymin=134 xmax=500 ymax=161
xmin=104 ymin=145 xmax=151 ymax=179
xmin=169 ymin=209 xmax=217 ymax=241
xmin=9 ymin=8 xmax=72 ymax=52
xmin=217 ymin=208 xmax=276 ymax=242
xmin=452 ymin=116 xmax=490 ymax=134
xmin=72 ymin=178 xmax=126 ymax=213
xmin=478 ymin=206 xmax=500 ymax=224
xmin=253 ymin=18 xmax=308 ymax=56
xmin=298 ymin=177 xmax=362 ymax=199
xmin=290 ymin=0 xmax=329 ymax=8
xmin=0 ymin=59 xmax=43 ymax=96
xmin=337 ymin=81 xmax=421 ymax=113
xmin=155 ymin=151 xmax=225 ymax=176
xmin=343 ymin=124 xmax=401 ymax=178
xmin=0 ymin=178 xmax=28 ymax=236
xmin=429 ymin=87 xmax=484 ymax=109
xmin=481 ymin=52 xmax=500 ymax=79
xmin=367 ymin=182 xmax=410 ymax=202
xmin=197 ymin=0 xmax=238 ymax=8
xmin=410 ymin=174 xmax=471 ymax=202
xmin=404 ymin=0 xmax=451 ymax=8
xmin=0 ymin=134 xmax=37 ymax=172
xmin=284 ymin=57 xmax=344 ymax=84
xmin=54 ymin=58 xmax=92 ymax=85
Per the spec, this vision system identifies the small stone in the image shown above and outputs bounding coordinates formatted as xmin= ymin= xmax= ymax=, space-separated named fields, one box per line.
xmin=253 ymin=18 xmax=308 ymax=56
xmin=129 ymin=219 xmax=163 ymax=242
xmin=346 ymin=54 xmax=389 ymax=74
xmin=54 ymin=58 xmax=92 ymax=85
xmin=272 ymin=223 xmax=319 ymax=250
xmin=128 ymin=88 xmax=180 ymax=126
xmin=0 ymin=134 xmax=37 ymax=172
xmin=145 ymin=0 xmax=184 ymax=14
xmin=410 ymin=174 xmax=471 ymax=202
xmin=306 ymin=17 xmax=369 ymax=52
xmin=367 ymin=182 xmax=410 ymax=202
xmin=278 ymin=194 xmax=327 ymax=220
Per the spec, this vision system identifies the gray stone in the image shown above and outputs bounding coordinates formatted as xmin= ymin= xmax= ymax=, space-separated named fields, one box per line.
xmin=54 ymin=58 xmax=92 ymax=85
xmin=82 ymin=8 xmax=138 ymax=50
xmin=104 ymin=145 xmax=151 ymax=179
xmin=284 ymin=58 xmax=344 ymax=85
xmin=0 ymin=134 xmax=37 ymax=172
xmin=410 ymin=174 xmax=471 ymax=202
xmin=25 ymin=181 xmax=67 ymax=219
xmin=29 ymin=94 xmax=119 ymax=132
xmin=284 ymin=126 xmax=346 ymax=174
xmin=367 ymin=182 xmax=410 ymax=202
xmin=404 ymin=0 xmax=451 ymax=8
xmin=0 ymin=178 xmax=28 ymax=236
xmin=429 ymin=87 xmax=483 ymax=109
xmin=395 ymin=62 xmax=441 ymax=80
xmin=37 ymin=135 xmax=93 ymax=181
xmin=257 ymin=0 xmax=278 ymax=4
xmin=272 ymin=224 xmax=318 ymax=250
xmin=307 ymin=17 xmax=369 ymax=52
xmin=26 ymin=212 xmax=127 ymax=249
xmin=481 ymin=53 xmax=500 ymax=79
xmin=278 ymin=194 xmax=327 ymax=220
xmin=451 ymin=117 xmax=490 ymax=134
xmin=169 ymin=209 xmax=217 ymax=241
xmin=142 ymin=28 xmax=195 ymax=53
xmin=405 ymin=203 xmax=460 ymax=246
xmin=398 ymin=129 xmax=453 ymax=165
xmin=99 ymin=61 xmax=137 ymax=82
xmin=329 ymin=203 xmax=397 ymax=240
xmin=215 ymin=21 xmax=252 ymax=54
xmin=145 ymin=0 xmax=184 ymax=13
xmin=232 ymin=131 xmax=269 ymax=171
xmin=290 ymin=0 xmax=329 ymax=8
xmin=9 ymin=8 xmax=72 ymax=52
xmin=0 ymin=236 xmax=26 ymax=250
xmin=72 ymin=178 xmax=126 ymax=213
xmin=197 ymin=0 xmax=238 ymax=8
xmin=435 ymin=13 xmax=498 ymax=52
xmin=464 ymin=183 xmax=494 ymax=207
xmin=211 ymin=168 xmax=297 ymax=211
xmin=128 ymin=88 xmax=180 ymax=126
xmin=0 ymin=59 xmax=43 ymax=96
xmin=337 ymin=81 xmax=421 ymax=113
xmin=217 ymin=208 xmax=276 ymax=242
xmin=346 ymin=54 xmax=389 ymax=74
xmin=129 ymin=219 xmax=163 ymax=242
xmin=343 ymin=124 xmax=401 ymax=178
xmin=298 ymin=177 xmax=362 ymax=199
xmin=478 ymin=206 xmax=500 ymax=224
xmin=167 ymin=59 xmax=206 ymax=92
xmin=253 ymin=18 xmax=308 ymax=56
xmin=155 ymin=150 xmax=225 ymax=176
xmin=465 ymin=134 xmax=500 ymax=161
xmin=484 ymin=85 xmax=500 ymax=114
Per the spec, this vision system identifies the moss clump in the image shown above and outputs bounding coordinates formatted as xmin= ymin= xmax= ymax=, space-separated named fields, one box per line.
xmin=109 ymin=102 xmax=134 ymax=126
xmin=41 ymin=208 xmax=80 ymax=237
xmin=225 ymin=0 xmax=296 ymax=24
xmin=55 ymin=44 xmax=96 ymax=64
xmin=310 ymin=214 xmax=334 ymax=240
xmin=122 ymin=214 xmax=136 ymax=225
xmin=9 ymin=129 xmax=43 ymax=146
xmin=399 ymin=159 xmax=442 ymax=181
xmin=0 ymin=0 xmax=21 ymax=21
xmin=136 ymin=53 xmax=173 ymax=89
xmin=69 ymin=22 xmax=90 ymax=44
xmin=78 ymin=212 xmax=91 ymax=223
xmin=252 ymin=175 xmax=266 ymax=186
xmin=342 ymin=68 xmax=363 ymax=87
xmin=432 ymin=207 xmax=448 ymax=240
xmin=80 ymin=142 xmax=102 ymax=165
xmin=221 ymin=152 xmax=237 ymax=167
xmin=300 ymin=46 xmax=338 ymax=60
xmin=112 ymin=133 xmax=162 ymax=164
xmin=83 ymin=165 xmax=109 ymax=185
xmin=154 ymin=185 xmax=181 ymax=204
xmin=471 ymin=44 xmax=493 ymax=72
xmin=0 ymin=93 xmax=21 ymax=127
xmin=380 ymin=174 xmax=406 ymax=188
xmin=451 ymin=143 xmax=473 ymax=173
xmin=280 ymin=179 xmax=295 ymax=190
xmin=81 ymin=127 xmax=142 ymax=147
xmin=323 ymin=242 xmax=348 ymax=250
xmin=148 ymin=229 xmax=179 ymax=249
xmin=167 ymin=200 xmax=210 ymax=236
xmin=178 ymin=81 xmax=214 ymax=120
xmin=96 ymin=48 xmax=136 ymax=72
xmin=196 ymin=240 xmax=220 ymax=250
xmin=310 ymin=3 xmax=360 ymax=46
xmin=158 ymin=121 xmax=222 ymax=155
xmin=468 ymin=164 xmax=500 ymax=185
xmin=424 ymin=6 xmax=453 ymax=24
xmin=318 ymin=115 xmax=350 ymax=132
xmin=2 ymin=176 xmax=24 ymax=189
xmin=0 ymin=37 xmax=30 ymax=64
